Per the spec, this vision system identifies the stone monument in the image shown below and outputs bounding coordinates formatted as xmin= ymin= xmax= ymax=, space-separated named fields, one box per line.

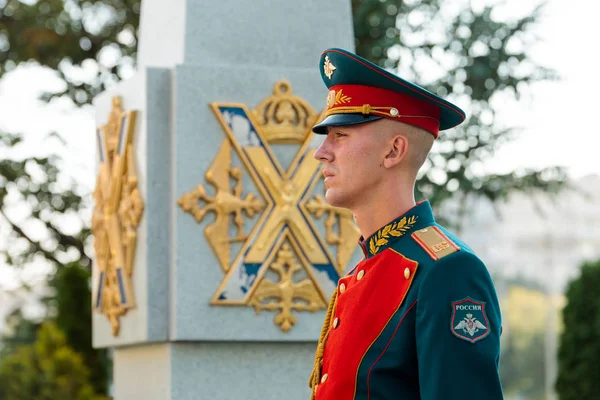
xmin=90 ymin=1 xmax=360 ymax=399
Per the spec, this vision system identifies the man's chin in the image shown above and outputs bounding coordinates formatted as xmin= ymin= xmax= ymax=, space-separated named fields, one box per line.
xmin=324 ymin=191 xmax=352 ymax=210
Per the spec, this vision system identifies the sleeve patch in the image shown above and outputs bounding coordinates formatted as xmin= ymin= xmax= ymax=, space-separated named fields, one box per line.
xmin=451 ymin=297 xmax=490 ymax=343
xmin=411 ymin=225 xmax=460 ymax=261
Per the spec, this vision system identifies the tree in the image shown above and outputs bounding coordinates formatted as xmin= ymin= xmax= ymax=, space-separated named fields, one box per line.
xmin=51 ymin=262 xmax=110 ymax=395
xmin=0 ymin=131 xmax=90 ymax=353
xmin=555 ymin=259 xmax=600 ymax=399
xmin=0 ymin=322 xmax=104 ymax=400
xmin=0 ymin=308 xmax=41 ymax=357
xmin=0 ymin=133 xmax=90 ymax=268
xmin=0 ymin=0 xmax=140 ymax=106
xmin=0 ymin=263 xmax=108 ymax=396
xmin=1 ymin=2 xmax=118 ymax=393
xmin=0 ymin=131 xmax=109 ymax=393
xmin=351 ymin=0 xmax=566 ymax=224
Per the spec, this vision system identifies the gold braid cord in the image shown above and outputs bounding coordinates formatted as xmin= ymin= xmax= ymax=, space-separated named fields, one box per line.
xmin=308 ymin=289 xmax=338 ymax=400
xmin=324 ymin=105 xmax=440 ymax=124
xmin=324 ymin=105 xmax=393 ymax=118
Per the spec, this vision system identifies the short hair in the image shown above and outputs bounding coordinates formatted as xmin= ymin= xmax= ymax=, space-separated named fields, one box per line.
xmin=378 ymin=119 xmax=434 ymax=174
xmin=404 ymin=125 xmax=434 ymax=172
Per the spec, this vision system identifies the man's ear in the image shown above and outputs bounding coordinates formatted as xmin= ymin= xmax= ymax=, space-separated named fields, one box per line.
xmin=382 ymin=134 xmax=408 ymax=168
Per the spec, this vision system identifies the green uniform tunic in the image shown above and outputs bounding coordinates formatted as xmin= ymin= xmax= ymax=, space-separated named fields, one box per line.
xmin=314 ymin=201 xmax=503 ymax=400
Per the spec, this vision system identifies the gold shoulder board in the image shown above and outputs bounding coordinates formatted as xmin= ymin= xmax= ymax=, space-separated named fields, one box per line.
xmin=411 ymin=226 xmax=460 ymax=261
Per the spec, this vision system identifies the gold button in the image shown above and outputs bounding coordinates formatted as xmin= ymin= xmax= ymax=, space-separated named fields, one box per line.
xmin=321 ymin=374 xmax=328 ymax=383
xmin=339 ymin=283 xmax=346 ymax=293
xmin=333 ymin=318 xmax=339 ymax=328
xmin=404 ymin=268 xmax=411 ymax=279
xmin=357 ymin=270 xmax=365 ymax=280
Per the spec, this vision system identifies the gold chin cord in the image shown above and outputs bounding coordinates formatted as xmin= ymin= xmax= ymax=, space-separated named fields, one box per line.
xmin=308 ymin=289 xmax=338 ymax=400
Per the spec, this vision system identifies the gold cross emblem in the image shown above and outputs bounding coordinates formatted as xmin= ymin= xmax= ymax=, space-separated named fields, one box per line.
xmin=178 ymin=81 xmax=360 ymax=332
xmin=92 ymin=96 xmax=144 ymax=336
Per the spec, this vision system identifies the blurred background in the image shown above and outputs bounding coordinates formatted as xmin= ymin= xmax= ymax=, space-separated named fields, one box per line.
xmin=0 ymin=0 xmax=598 ymax=399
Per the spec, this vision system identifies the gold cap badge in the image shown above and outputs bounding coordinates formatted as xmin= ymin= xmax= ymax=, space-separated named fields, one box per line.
xmin=326 ymin=90 xmax=336 ymax=108
xmin=324 ymin=55 xmax=336 ymax=79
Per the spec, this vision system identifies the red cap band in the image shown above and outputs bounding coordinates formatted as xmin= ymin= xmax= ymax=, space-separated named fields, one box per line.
xmin=325 ymin=84 xmax=441 ymax=137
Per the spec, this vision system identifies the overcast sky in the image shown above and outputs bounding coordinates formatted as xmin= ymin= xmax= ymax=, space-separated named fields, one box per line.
xmin=479 ymin=0 xmax=599 ymax=178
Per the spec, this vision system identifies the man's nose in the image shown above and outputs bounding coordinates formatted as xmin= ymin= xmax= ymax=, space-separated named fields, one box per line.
xmin=313 ymin=136 xmax=332 ymax=162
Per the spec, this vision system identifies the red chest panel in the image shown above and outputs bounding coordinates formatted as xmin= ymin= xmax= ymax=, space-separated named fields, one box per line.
xmin=316 ymin=249 xmax=418 ymax=400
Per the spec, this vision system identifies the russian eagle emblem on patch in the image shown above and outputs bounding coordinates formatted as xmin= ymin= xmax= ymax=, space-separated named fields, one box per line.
xmin=451 ymin=297 xmax=490 ymax=343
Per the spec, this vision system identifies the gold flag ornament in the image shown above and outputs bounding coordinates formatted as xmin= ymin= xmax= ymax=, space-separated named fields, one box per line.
xmin=92 ymin=96 xmax=144 ymax=337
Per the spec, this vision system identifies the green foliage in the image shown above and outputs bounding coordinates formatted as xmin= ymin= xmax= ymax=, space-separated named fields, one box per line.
xmin=0 ymin=0 xmax=140 ymax=106
xmin=0 ymin=309 xmax=40 ymax=358
xmin=0 ymin=322 xmax=105 ymax=400
xmin=51 ymin=262 xmax=110 ymax=395
xmin=555 ymin=259 xmax=600 ymax=399
xmin=0 ymin=266 xmax=108 ymax=396
xmin=0 ymin=131 xmax=90 ymax=267
xmin=1 ymin=3 xmax=117 ymax=396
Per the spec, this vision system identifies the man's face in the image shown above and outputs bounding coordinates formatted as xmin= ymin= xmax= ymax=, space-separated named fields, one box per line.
xmin=313 ymin=121 xmax=387 ymax=210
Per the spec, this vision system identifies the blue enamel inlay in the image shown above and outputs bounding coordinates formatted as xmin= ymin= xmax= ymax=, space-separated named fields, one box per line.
xmin=96 ymin=130 xmax=106 ymax=162
xmin=313 ymin=263 xmax=339 ymax=283
xmin=95 ymin=272 xmax=104 ymax=308
xmin=219 ymin=106 xmax=282 ymax=178
xmin=117 ymin=115 xmax=128 ymax=155
xmin=117 ymin=269 xmax=128 ymax=305
xmin=241 ymin=263 xmax=261 ymax=292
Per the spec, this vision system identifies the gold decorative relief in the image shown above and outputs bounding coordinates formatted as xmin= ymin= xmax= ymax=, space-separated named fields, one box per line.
xmin=251 ymin=80 xmax=318 ymax=144
xmin=305 ymin=193 xmax=360 ymax=275
xmin=92 ymin=96 xmax=143 ymax=336
xmin=180 ymin=81 xmax=360 ymax=332
xmin=178 ymin=140 xmax=265 ymax=272
xmin=249 ymin=239 xmax=326 ymax=333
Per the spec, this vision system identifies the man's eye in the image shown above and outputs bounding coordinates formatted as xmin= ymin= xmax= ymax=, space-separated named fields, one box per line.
xmin=335 ymin=132 xmax=346 ymax=138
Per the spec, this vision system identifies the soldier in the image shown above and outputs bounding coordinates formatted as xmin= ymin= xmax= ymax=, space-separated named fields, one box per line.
xmin=308 ymin=48 xmax=503 ymax=399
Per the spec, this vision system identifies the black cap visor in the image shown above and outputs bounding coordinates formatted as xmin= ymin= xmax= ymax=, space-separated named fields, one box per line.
xmin=312 ymin=114 xmax=383 ymax=134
